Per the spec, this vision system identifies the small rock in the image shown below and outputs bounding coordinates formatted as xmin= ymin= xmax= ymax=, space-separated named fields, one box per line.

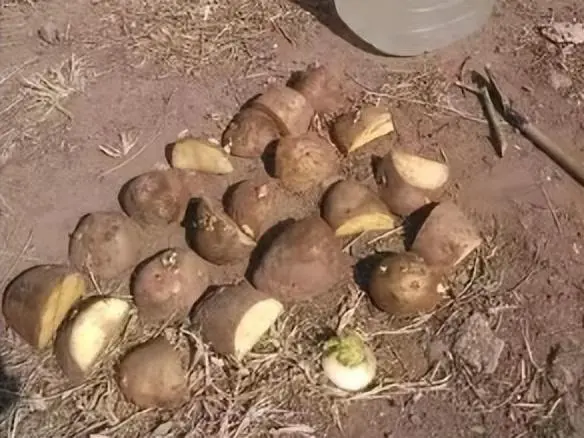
xmin=541 ymin=22 xmax=584 ymax=45
xmin=38 ymin=22 xmax=61 ymax=44
xmin=550 ymin=68 xmax=573 ymax=90
xmin=453 ymin=313 xmax=505 ymax=374
xmin=151 ymin=421 xmax=174 ymax=437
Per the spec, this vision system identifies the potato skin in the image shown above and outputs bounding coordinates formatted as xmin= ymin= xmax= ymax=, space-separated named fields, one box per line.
xmin=289 ymin=64 xmax=342 ymax=114
xmin=252 ymin=216 xmax=349 ymax=303
xmin=69 ymin=211 xmax=142 ymax=280
xmin=117 ymin=336 xmax=188 ymax=409
xmin=274 ymin=133 xmax=341 ymax=194
xmin=222 ymin=108 xmax=280 ymax=158
xmin=132 ymin=248 xmax=209 ymax=324
xmin=120 ymin=169 xmax=190 ymax=227
xmin=3 ymin=265 xmax=85 ymax=349
xmin=368 ymin=252 xmax=442 ymax=315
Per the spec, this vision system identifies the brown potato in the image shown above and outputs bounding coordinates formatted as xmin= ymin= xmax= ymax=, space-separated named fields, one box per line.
xmin=252 ymin=216 xmax=349 ymax=303
xmin=187 ymin=198 xmax=256 ymax=265
xmin=369 ymin=252 xmax=443 ymax=315
xmin=376 ymin=149 xmax=449 ymax=217
xmin=132 ymin=248 xmax=209 ymax=324
xmin=3 ymin=265 xmax=86 ymax=349
xmin=224 ymin=178 xmax=297 ymax=240
xmin=321 ymin=180 xmax=397 ymax=237
xmin=55 ymin=296 xmax=131 ymax=382
xmin=274 ymin=133 xmax=341 ymax=194
xmin=410 ymin=201 xmax=482 ymax=269
xmin=192 ymin=282 xmax=284 ymax=360
xmin=69 ymin=211 xmax=142 ymax=279
xmin=170 ymin=137 xmax=234 ymax=174
xmin=331 ymin=105 xmax=394 ymax=154
xmin=119 ymin=169 xmax=190 ymax=227
xmin=251 ymin=85 xmax=314 ymax=136
xmin=117 ymin=336 xmax=188 ymax=409
xmin=289 ymin=63 xmax=342 ymax=114
xmin=222 ymin=108 xmax=280 ymax=158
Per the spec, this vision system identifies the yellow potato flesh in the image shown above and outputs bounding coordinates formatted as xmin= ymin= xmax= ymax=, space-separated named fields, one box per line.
xmin=391 ymin=150 xmax=449 ymax=190
xmin=233 ymin=299 xmax=283 ymax=360
xmin=350 ymin=113 xmax=393 ymax=152
xmin=172 ymin=138 xmax=234 ymax=174
xmin=334 ymin=213 xmax=396 ymax=237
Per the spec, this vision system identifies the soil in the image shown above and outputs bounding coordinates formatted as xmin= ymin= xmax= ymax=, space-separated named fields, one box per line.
xmin=1 ymin=0 xmax=584 ymax=437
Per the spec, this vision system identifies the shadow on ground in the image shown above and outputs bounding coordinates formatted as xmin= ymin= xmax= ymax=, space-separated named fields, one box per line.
xmin=0 ymin=355 xmax=19 ymax=416
xmin=289 ymin=0 xmax=390 ymax=56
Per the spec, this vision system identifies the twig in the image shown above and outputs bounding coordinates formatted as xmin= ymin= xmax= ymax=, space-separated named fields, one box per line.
xmin=367 ymin=226 xmax=404 ymax=245
xmin=98 ymin=131 xmax=162 ymax=178
xmin=540 ymin=185 xmax=562 ymax=234
xmin=479 ymin=84 xmax=507 ymax=157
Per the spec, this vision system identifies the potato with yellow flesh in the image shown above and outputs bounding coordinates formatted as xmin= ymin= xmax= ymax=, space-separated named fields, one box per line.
xmin=274 ymin=133 xmax=341 ymax=194
xmin=119 ymin=169 xmax=190 ymax=227
xmin=369 ymin=252 xmax=443 ymax=315
xmin=251 ymin=85 xmax=314 ymax=136
xmin=252 ymin=216 xmax=349 ymax=303
xmin=117 ymin=336 xmax=188 ymax=409
xmin=192 ymin=282 xmax=284 ymax=360
xmin=289 ymin=64 xmax=342 ymax=114
xmin=170 ymin=137 xmax=234 ymax=174
xmin=69 ymin=211 xmax=142 ymax=280
xmin=132 ymin=248 xmax=209 ymax=324
xmin=224 ymin=178 xmax=296 ymax=239
xmin=322 ymin=180 xmax=397 ymax=237
xmin=3 ymin=265 xmax=86 ymax=349
xmin=331 ymin=106 xmax=394 ymax=154
xmin=376 ymin=149 xmax=449 ymax=217
xmin=411 ymin=201 xmax=482 ymax=269
xmin=55 ymin=296 xmax=131 ymax=382
xmin=187 ymin=198 xmax=256 ymax=265
xmin=222 ymin=108 xmax=280 ymax=158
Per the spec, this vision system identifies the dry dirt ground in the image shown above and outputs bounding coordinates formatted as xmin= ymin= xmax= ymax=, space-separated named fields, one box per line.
xmin=1 ymin=0 xmax=584 ymax=437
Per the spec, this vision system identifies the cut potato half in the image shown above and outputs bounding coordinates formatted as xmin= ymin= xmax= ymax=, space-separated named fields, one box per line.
xmin=390 ymin=150 xmax=450 ymax=190
xmin=332 ymin=106 xmax=394 ymax=154
xmin=171 ymin=137 xmax=234 ymax=174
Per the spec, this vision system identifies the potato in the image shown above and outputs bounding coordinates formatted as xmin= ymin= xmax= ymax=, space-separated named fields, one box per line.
xmin=224 ymin=178 xmax=295 ymax=240
xmin=376 ymin=149 xmax=449 ymax=217
xmin=192 ymin=282 xmax=284 ymax=360
xmin=186 ymin=198 xmax=256 ymax=265
xmin=222 ymin=108 xmax=280 ymax=158
xmin=117 ymin=336 xmax=188 ymax=409
xmin=251 ymin=85 xmax=314 ymax=136
xmin=321 ymin=180 xmax=397 ymax=237
xmin=252 ymin=216 xmax=348 ymax=303
xmin=119 ymin=169 xmax=190 ymax=227
xmin=368 ymin=252 xmax=443 ymax=315
xmin=170 ymin=137 xmax=234 ymax=174
xmin=274 ymin=133 xmax=341 ymax=194
xmin=132 ymin=248 xmax=209 ymax=324
xmin=2 ymin=265 xmax=86 ymax=349
xmin=410 ymin=201 xmax=482 ymax=269
xmin=289 ymin=63 xmax=342 ymax=114
xmin=69 ymin=211 xmax=142 ymax=279
xmin=55 ymin=296 xmax=131 ymax=382
xmin=331 ymin=105 xmax=394 ymax=154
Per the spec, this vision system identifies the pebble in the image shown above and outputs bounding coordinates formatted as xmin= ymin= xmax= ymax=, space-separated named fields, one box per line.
xmin=549 ymin=68 xmax=573 ymax=91
xmin=38 ymin=22 xmax=61 ymax=44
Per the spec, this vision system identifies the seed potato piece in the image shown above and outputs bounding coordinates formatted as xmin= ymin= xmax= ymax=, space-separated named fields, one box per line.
xmin=69 ymin=211 xmax=142 ymax=280
xmin=376 ymin=149 xmax=449 ymax=217
xmin=274 ymin=133 xmax=341 ymax=194
xmin=187 ymin=198 xmax=256 ymax=265
xmin=117 ymin=336 xmax=188 ymax=409
xmin=289 ymin=63 xmax=342 ymax=113
xmin=332 ymin=106 xmax=394 ymax=154
xmin=192 ymin=282 xmax=284 ymax=360
xmin=132 ymin=248 xmax=209 ymax=324
xmin=119 ymin=169 xmax=190 ymax=227
xmin=322 ymin=180 xmax=397 ymax=237
xmin=222 ymin=108 xmax=280 ymax=158
xmin=170 ymin=137 xmax=234 ymax=174
xmin=252 ymin=216 xmax=348 ymax=303
xmin=55 ymin=296 xmax=131 ymax=382
xmin=411 ymin=201 xmax=482 ymax=269
xmin=2 ymin=265 xmax=86 ymax=349
xmin=251 ymin=85 xmax=314 ymax=136
xmin=369 ymin=252 xmax=443 ymax=315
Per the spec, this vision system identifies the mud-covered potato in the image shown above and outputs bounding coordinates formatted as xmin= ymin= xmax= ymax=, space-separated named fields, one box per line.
xmin=222 ymin=108 xmax=280 ymax=158
xmin=289 ymin=63 xmax=342 ymax=114
xmin=331 ymin=105 xmax=394 ymax=154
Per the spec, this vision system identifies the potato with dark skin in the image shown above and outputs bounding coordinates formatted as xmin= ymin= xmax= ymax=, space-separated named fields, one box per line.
xmin=187 ymin=198 xmax=256 ymax=265
xmin=2 ymin=264 xmax=86 ymax=349
xmin=288 ymin=63 xmax=342 ymax=114
xmin=192 ymin=282 xmax=284 ymax=360
xmin=69 ymin=211 xmax=142 ymax=280
xmin=252 ymin=216 xmax=349 ymax=303
xmin=222 ymin=108 xmax=280 ymax=158
xmin=117 ymin=336 xmax=188 ymax=409
xmin=132 ymin=248 xmax=209 ymax=324
xmin=274 ymin=133 xmax=341 ymax=194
